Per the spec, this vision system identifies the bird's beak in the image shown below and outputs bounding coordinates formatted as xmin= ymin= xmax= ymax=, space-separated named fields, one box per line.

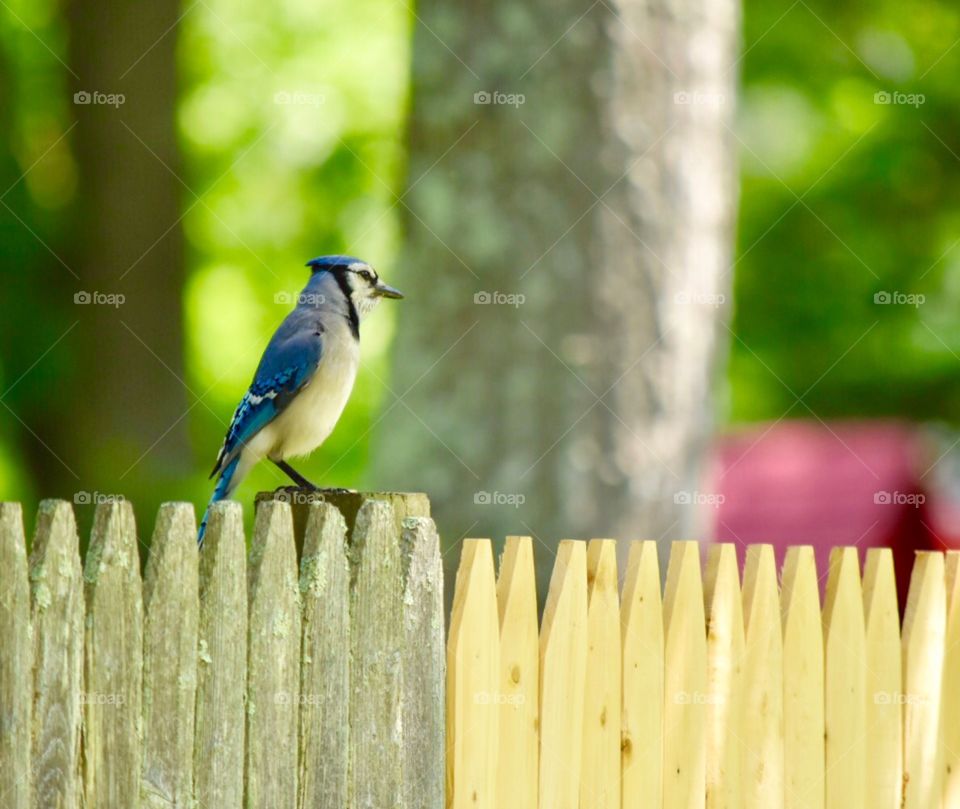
xmin=374 ymin=281 xmax=404 ymax=299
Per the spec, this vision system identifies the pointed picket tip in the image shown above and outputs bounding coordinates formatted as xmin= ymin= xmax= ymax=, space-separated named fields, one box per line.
xmin=664 ymin=540 xmax=703 ymax=630
xmin=539 ymin=540 xmax=588 ymax=809
xmin=447 ymin=538 xmax=498 ymax=809
xmin=249 ymin=499 xmax=297 ymax=586
xmin=823 ymin=546 xmax=866 ymax=809
xmin=902 ymin=552 xmax=946 ymax=809
xmin=740 ymin=544 xmax=783 ymax=806
xmin=495 ymin=536 xmax=538 ymax=809
xmin=143 ymin=502 xmax=196 ymax=609
xmin=581 ymin=539 xmax=620 ymax=809
xmin=84 ymin=498 xmax=140 ymax=586
xmin=780 ymin=545 xmax=824 ymax=809
xmin=450 ymin=539 xmax=497 ymax=645
xmin=198 ymin=500 xmax=244 ymax=580
xmin=704 ymin=543 xmax=739 ymax=618
xmin=620 ymin=540 xmax=663 ymax=809
xmin=662 ymin=541 xmax=706 ymax=809
xmin=703 ymin=543 xmax=743 ymax=809
xmin=0 ymin=502 xmax=31 ymax=809
xmin=823 ymin=546 xmax=862 ymax=630
xmin=193 ymin=499 xmax=246 ymax=809
xmin=141 ymin=502 xmax=199 ymax=809
xmin=781 ymin=546 xmax=818 ymax=632
xmin=28 ymin=499 xmax=83 ymax=809
xmin=944 ymin=552 xmax=960 ymax=807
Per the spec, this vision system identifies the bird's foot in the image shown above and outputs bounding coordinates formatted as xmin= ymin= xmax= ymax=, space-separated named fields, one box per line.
xmin=272 ymin=484 xmax=327 ymax=504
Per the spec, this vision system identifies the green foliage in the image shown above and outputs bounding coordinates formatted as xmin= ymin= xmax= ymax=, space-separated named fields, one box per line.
xmin=730 ymin=0 xmax=960 ymax=424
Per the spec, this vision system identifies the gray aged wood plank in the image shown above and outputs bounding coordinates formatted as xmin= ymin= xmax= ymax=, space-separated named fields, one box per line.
xmin=0 ymin=503 xmax=32 ymax=809
xmin=400 ymin=516 xmax=444 ymax=809
xmin=82 ymin=500 xmax=143 ymax=808
xmin=255 ymin=489 xmax=430 ymax=554
xmin=246 ymin=500 xmax=301 ymax=809
xmin=29 ymin=499 xmax=83 ymax=809
xmin=350 ymin=498 xmax=403 ymax=809
xmin=194 ymin=501 xmax=247 ymax=809
xmin=141 ymin=503 xmax=199 ymax=808
xmin=297 ymin=502 xmax=350 ymax=809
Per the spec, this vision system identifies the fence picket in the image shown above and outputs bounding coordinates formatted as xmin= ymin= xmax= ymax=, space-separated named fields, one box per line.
xmin=194 ymin=501 xmax=247 ymax=809
xmin=0 ymin=503 xmax=31 ymax=809
xmin=944 ymin=552 xmax=960 ymax=809
xmin=663 ymin=540 xmax=707 ymax=809
xmin=741 ymin=545 xmax=783 ymax=808
xmin=620 ymin=540 xmax=663 ymax=809
xmin=862 ymin=548 xmax=901 ymax=809
xmin=350 ymin=499 xmax=405 ymax=808
xmin=447 ymin=539 xmax=499 ymax=809
xmin=400 ymin=516 xmax=445 ymax=809
xmin=141 ymin=503 xmax=199 ymax=809
xmin=82 ymin=500 xmax=143 ymax=808
xmin=28 ymin=500 xmax=83 ymax=809
xmin=539 ymin=540 xmax=588 ymax=809
xmin=495 ymin=536 xmax=538 ymax=809
xmin=780 ymin=546 xmax=823 ymax=809
xmin=8 ymin=495 xmax=960 ymax=809
xmin=297 ymin=502 xmax=350 ymax=809
xmin=823 ymin=547 xmax=865 ymax=809
xmin=902 ymin=552 xmax=945 ymax=809
xmin=580 ymin=539 xmax=621 ymax=809
xmin=703 ymin=544 xmax=742 ymax=809
xmin=246 ymin=500 xmax=301 ymax=809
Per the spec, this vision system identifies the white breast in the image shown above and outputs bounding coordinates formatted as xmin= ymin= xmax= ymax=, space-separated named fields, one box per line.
xmin=262 ymin=334 xmax=360 ymax=461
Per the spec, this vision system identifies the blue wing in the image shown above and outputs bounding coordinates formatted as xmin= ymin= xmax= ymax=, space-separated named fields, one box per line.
xmin=210 ymin=318 xmax=325 ymax=479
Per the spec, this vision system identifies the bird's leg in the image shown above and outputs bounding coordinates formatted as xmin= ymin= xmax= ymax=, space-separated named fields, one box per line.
xmin=273 ymin=459 xmax=321 ymax=490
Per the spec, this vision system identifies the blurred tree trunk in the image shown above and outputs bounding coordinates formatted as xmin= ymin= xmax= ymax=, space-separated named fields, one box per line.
xmin=58 ymin=0 xmax=188 ymax=500
xmin=378 ymin=0 xmax=739 ymax=567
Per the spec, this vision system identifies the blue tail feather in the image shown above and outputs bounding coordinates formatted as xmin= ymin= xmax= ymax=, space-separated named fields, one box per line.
xmin=198 ymin=455 xmax=241 ymax=548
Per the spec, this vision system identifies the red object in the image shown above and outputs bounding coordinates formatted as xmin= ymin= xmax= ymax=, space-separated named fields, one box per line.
xmin=707 ymin=420 xmax=942 ymax=606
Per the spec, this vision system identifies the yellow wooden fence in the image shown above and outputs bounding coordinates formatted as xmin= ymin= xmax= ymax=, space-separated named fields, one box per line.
xmin=446 ymin=537 xmax=959 ymax=809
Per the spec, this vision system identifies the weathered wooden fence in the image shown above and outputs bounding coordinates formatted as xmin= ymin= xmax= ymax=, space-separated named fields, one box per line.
xmin=0 ymin=494 xmax=444 ymax=809
xmin=447 ymin=537 xmax=960 ymax=809
xmin=6 ymin=502 xmax=960 ymax=809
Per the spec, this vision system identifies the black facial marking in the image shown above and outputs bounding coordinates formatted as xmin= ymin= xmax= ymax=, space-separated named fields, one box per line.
xmin=331 ymin=270 xmax=360 ymax=339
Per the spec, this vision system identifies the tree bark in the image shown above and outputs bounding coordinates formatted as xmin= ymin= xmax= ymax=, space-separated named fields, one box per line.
xmin=377 ymin=0 xmax=739 ymax=568
xmin=63 ymin=0 xmax=188 ymax=496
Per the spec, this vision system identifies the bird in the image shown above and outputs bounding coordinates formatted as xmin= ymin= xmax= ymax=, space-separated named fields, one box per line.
xmin=197 ymin=255 xmax=403 ymax=546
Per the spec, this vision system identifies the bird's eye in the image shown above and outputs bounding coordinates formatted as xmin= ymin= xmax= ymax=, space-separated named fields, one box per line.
xmin=360 ymin=270 xmax=374 ymax=282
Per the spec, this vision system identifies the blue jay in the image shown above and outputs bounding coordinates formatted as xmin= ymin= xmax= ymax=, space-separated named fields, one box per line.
xmin=198 ymin=255 xmax=403 ymax=546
